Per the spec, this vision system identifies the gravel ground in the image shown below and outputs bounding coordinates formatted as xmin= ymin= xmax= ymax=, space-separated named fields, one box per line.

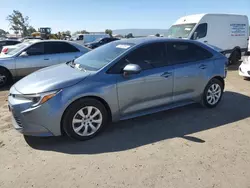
xmin=0 ymin=62 xmax=250 ymax=188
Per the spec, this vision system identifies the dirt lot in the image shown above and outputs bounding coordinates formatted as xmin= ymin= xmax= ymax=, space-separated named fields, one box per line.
xmin=0 ymin=62 xmax=250 ymax=188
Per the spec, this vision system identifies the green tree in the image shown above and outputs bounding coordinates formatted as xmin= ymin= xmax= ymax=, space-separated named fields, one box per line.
xmin=65 ymin=30 xmax=71 ymax=36
xmin=6 ymin=10 xmax=30 ymax=37
xmin=27 ymin=26 xmax=36 ymax=35
xmin=105 ymin=29 xmax=113 ymax=37
xmin=0 ymin=29 xmax=7 ymax=37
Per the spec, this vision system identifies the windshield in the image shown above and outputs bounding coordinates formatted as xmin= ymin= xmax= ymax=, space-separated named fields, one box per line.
xmin=74 ymin=41 xmax=135 ymax=70
xmin=167 ymin=23 xmax=196 ymax=38
xmin=7 ymin=42 xmax=30 ymax=56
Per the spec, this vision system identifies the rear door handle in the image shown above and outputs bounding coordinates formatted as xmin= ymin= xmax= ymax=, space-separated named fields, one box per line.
xmin=199 ymin=64 xmax=207 ymax=69
xmin=161 ymin=72 xmax=172 ymax=78
xmin=44 ymin=58 xmax=49 ymax=60
xmin=204 ymin=41 xmax=208 ymax=43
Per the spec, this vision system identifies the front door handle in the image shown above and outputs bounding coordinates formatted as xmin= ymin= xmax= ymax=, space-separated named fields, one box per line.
xmin=204 ymin=41 xmax=208 ymax=43
xmin=44 ymin=58 xmax=49 ymax=60
xmin=161 ymin=72 xmax=172 ymax=78
xmin=199 ymin=64 xmax=207 ymax=69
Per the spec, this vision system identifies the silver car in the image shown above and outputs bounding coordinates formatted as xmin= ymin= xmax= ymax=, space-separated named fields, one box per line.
xmin=8 ymin=38 xmax=227 ymax=140
xmin=0 ymin=40 xmax=90 ymax=87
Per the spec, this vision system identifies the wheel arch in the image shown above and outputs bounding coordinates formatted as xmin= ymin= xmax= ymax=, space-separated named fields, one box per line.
xmin=0 ymin=66 xmax=13 ymax=79
xmin=210 ymin=76 xmax=225 ymax=90
xmin=60 ymin=95 xmax=112 ymax=135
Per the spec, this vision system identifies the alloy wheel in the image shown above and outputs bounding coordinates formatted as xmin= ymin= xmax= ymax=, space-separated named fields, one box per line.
xmin=206 ymin=83 xmax=221 ymax=105
xmin=72 ymin=106 xmax=103 ymax=136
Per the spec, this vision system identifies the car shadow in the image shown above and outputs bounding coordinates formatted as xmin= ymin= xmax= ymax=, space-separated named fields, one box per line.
xmin=25 ymin=91 xmax=250 ymax=154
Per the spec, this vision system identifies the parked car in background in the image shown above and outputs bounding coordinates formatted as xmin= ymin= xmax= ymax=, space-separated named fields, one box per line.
xmin=168 ymin=13 xmax=249 ymax=64
xmin=72 ymin=34 xmax=110 ymax=43
xmin=84 ymin=37 xmax=120 ymax=49
xmin=8 ymin=38 xmax=227 ymax=140
xmin=0 ymin=40 xmax=21 ymax=51
xmin=1 ymin=40 xmax=41 ymax=55
xmin=239 ymin=56 xmax=250 ymax=79
xmin=0 ymin=40 xmax=90 ymax=87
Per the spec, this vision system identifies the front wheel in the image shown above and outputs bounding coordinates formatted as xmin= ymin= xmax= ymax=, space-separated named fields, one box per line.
xmin=201 ymin=79 xmax=224 ymax=108
xmin=62 ymin=98 xmax=108 ymax=141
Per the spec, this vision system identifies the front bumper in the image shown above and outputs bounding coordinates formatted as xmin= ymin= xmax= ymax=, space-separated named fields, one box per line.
xmin=239 ymin=63 xmax=250 ymax=78
xmin=8 ymin=87 xmax=64 ymax=137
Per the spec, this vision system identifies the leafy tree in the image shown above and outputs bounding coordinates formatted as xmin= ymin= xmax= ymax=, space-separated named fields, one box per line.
xmin=155 ymin=33 xmax=160 ymax=37
xmin=105 ymin=29 xmax=113 ymax=37
xmin=65 ymin=30 xmax=71 ymax=36
xmin=73 ymin=30 xmax=89 ymax=35
xmin=27 ymin=26 xmax=36 ymax=35
xmin=0 ymin=29 xmax=7 ymax=37
xmin=6 ymin=10 xmax=30 ymax=37
xmin=126 ymin=33 xmax=134 ymax=38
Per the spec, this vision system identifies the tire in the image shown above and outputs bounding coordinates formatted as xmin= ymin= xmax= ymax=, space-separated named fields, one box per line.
xmin=201 ymin=78 xmax=224 ymax=108
xmin=0 ymin=68 xmax=11 ymax=88
xmin=229 ymin=50 xmax=241 ymax=65
xmin=62 ymin=98 xmax=108 ymax=141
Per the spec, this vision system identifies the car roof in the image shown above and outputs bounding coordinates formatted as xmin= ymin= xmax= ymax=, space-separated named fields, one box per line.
xmin=116 ymin=37 xmax=196 ymax=45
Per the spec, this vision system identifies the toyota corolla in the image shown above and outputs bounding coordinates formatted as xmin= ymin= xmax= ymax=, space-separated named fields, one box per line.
xmin=8 ymin=38 xmax=227 ymax=140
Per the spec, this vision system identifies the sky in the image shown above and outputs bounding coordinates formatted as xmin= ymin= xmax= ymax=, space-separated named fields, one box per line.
xmin=0 ymin=0 xmax=249 ymax=33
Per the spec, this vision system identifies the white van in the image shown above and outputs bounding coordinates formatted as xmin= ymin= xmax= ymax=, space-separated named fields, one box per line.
xmin=168 ymin=14 xmax=249 ymax=64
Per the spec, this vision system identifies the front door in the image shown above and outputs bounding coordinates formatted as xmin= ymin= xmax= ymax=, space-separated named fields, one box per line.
xmin=15 ymin=42 xmax=45 ymax=77
xmin=112 ymin=42 xmax=174 ymax=117
xmin=168 ymin=42 xmax=214 ymax=103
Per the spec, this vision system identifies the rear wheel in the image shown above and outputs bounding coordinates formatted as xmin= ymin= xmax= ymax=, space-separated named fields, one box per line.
xmin=62 ymin=98 xmax=108 ymax=141
xmin=0 ymin=68 xmax=11 ymax=87
xmin=201 ymin=78 xmax=224 ymax=108
xmin=229 ymin=50 xmax=241 ymax=65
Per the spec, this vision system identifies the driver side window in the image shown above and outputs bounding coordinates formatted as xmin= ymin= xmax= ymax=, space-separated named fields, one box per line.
xmin=191 ymin=23 xmax=208 ymax=39
xmin=108 ymin=42 xmax=167 ymax=74
xmin=26 ymin=43 xmax=44 ymax=56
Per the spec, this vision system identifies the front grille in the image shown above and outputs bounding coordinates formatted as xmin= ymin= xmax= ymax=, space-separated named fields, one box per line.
xmin=13 ymin=113 xmax=22 ymax=127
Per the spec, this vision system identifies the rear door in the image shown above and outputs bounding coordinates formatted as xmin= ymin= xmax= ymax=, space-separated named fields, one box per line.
xmin=52 ymin=42 xmax=82 ymax=63
xmin=168 ymin=42 xmax=213 ymax=103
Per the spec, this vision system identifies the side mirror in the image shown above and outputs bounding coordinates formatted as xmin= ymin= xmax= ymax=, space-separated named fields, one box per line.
xmin=123 ymin=64 xmax=141 ymax=76
xmin=193 ymin=32 xmax=198 ymax=40
xmin=19 ymin=51 xmax=28 ymax=57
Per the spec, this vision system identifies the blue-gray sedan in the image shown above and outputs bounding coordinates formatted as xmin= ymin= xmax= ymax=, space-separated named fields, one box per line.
xmin=8 ymin=38 xmax=227 ymax=140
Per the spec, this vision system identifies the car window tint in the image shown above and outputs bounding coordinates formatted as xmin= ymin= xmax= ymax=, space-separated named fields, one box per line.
xmin=0 ymin=41 xmax=6 ymax=47
xmin=26 ymin=43 xmax=44 ymax=56
xmin=192 ymin=23 xmax=207 ymax=39
xmin=109 ymin=42 xmax=167 ymax=73
xmin=168 ymin=42 xmax=212 ymax=64
xmin=44 ymin=42 xmax=79 ymax=54
xmin=6 ymin=41 xmax=19 ymax=45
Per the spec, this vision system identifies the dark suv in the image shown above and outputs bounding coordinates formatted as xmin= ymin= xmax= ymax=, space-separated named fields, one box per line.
xmin=85 ymin=37 xmax=119 ymax=49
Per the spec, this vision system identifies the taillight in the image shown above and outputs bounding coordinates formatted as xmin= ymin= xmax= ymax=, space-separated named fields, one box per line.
xmin=2 ymin=48 xmax=8 ymax=53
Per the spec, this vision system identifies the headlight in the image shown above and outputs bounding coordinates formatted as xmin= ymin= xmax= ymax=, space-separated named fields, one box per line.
xmin=15 ymin=90 xmax=61 ymax=107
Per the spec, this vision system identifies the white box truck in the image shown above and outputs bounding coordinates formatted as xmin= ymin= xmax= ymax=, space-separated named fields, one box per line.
xmin=167 ymin=14 xmax=249 ymax=64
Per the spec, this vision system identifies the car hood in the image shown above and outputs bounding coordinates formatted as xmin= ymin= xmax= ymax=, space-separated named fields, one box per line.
xmin=14 ymin=63 xmax=91 ymax=94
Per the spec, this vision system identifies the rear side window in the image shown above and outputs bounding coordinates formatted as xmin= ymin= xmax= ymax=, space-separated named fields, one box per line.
xmin=6 ymin=41 xmax=20 ymax=45
xmin=0 ymin=41 xmax=6 ymax=47
xmin=26 ymin=43 xmax=44 ymax=56
xmin=168 ymin=42 xmax=213 ymax=64
xmin=192 ymin=23 xmax=208 ymax=39
xmin=109 ymin=42 xmax=167 ymax=73
xmin=44 ymin=42 xmax=79 ymax=54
